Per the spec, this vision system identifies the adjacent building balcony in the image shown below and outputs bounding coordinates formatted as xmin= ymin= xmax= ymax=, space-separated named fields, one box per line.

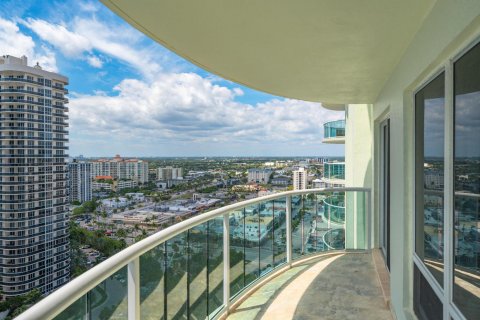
xmin=322 ymin=120 xmax=345 ymax=144
xmin=17 ymin=187 xmax=378 ymax=320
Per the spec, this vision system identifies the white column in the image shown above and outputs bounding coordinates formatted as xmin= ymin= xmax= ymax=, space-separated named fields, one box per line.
xmin=286 ymin=196 xmax=292 ymax=266
xmin=223 ymin=213 xmax=231 ymax=312
xmin=128 ymin=258 xmax=140 ymax=320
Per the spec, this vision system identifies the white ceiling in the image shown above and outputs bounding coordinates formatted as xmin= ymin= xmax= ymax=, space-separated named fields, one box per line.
xmin=101 ymin=0 xmax=436 ymax=103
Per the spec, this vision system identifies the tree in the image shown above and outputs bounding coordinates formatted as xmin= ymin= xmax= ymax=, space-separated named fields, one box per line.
xmin=116 ymin=228 xmax=126 ymax=238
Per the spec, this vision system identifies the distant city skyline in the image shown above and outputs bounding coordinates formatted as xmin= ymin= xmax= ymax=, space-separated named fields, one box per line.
xmin=0 ymin=0 xmax=345 ymax=157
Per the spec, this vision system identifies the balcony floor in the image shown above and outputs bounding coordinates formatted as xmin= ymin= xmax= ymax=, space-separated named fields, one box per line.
xmin=227 ymin=252 xmax=392 ymax=320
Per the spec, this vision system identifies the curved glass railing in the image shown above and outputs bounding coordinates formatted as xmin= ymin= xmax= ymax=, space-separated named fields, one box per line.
xmin=323 ymin=120 xmax=346 ymax=139
xmin=323 ymin=162 xmax=345 ymax=180
xmin=17 ymin=188 xmax=370 ymax=320
xmin=323 ymin=194 xmax=345 ymax=224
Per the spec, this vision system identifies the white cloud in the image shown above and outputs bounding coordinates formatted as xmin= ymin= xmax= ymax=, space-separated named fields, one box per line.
xmin=78 ymin=1 xmax=99 ymax=12
xmin=21 ymin=16 xmax=164 ymax=77
xmin=86 ymin=55 xmax=103 ymax=68
xmin=70 ymin=73 xmax=343 ymax=147
xmin=23 ymin=18 xmax=91 ymax=57
xmin=0 ymin=17 xmax=58 ymax=72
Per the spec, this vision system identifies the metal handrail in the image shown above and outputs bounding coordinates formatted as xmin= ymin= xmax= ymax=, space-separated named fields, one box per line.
xmin=17 ymin=187 xmax=370 ymax=320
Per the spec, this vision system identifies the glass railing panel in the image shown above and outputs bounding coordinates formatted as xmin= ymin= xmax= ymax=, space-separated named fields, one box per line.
xmin=324 ymin=191 xmax=346 ymax=250
xmin=207 ymin=216 xmax=224 ymax=316
xmin=273 ymin=197 xmax=287 ymax=267
xmin=53 ymin=294 xmax=87 ymax=320
xmin=259 ymin=200 xmax=274 ymax=276
xmin=140 ymin=243 xmax=165 ymax=320
xmin=166 ymin=232 xmax=188 ymax=319
xmin=313 ymin=193 xmax=328 ymax=253
xmin=302 ymin=193 xmax=318 ymax=255
xmin=244 ymin=204 xmax=260 ymax=286
xmin=230 ymin=209 xmax=245 ymax=297
xmin=291 ymin=195 xmax=304 ymax=258
xmin=189 ymin=224 xmax=208 ymax=320
xmin=89 ymin=267 xmax=128 ymax=320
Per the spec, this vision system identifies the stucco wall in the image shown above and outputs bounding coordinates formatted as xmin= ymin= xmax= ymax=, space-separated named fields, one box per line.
xmin=346 ymin=1 xmax=480 ymax=319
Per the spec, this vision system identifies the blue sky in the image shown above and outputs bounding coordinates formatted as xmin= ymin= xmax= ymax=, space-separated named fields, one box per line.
xmin=0 ymin=0 xmax=345 ymax=157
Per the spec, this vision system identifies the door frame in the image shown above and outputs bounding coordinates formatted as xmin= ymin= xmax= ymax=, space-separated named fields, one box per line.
xmin=379 ymin=116 xmax=391 ymax=271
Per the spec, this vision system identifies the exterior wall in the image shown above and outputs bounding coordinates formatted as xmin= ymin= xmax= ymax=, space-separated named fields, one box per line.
xmin=91 ymin=158 xmax=148 ymax=184
xmin=0 ymin=56 xmax=70 ymax=296
xmin=157 ymin=167 xmax=183 ymax=180
xmin=68 ymin=161 xmax=92 ymax=203
xmin=345 ymin=1 xmax=480 ymax=319
xmin=292 ymin=168 xmax=307 ymax=190
xmin=247 ymin=168 xmax=272 ymax=184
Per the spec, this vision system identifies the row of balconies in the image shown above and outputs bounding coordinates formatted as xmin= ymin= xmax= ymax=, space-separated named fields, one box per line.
xmin=0 ymin=154 xmax=69 ymax=158
xmin=1 ymin=263 xmax=69 ymax=284
xmin=0 ymin=116 xmax=67 ymax=124
xmin=1 ymin=194 xmax=67 ymax=203
xmin=0 ymin=127 xmax=68 ymax=133
xmin=0 ymin=94 xmax=68 ymax=103
xmin=1 ymin=239 xmax=69 ymax=259
xmin=0 ymin=186 xmax=66 ymax=195
xmin=0 ymin=201 xmax=68 ymax=212
xmin=0 ymin=78 xmax=68 ymax=93
xmin=0 ymin=213 xmax=67 ymax=223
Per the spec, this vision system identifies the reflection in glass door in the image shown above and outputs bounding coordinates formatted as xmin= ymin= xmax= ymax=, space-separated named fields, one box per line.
xmin=452 ymin=42 xmax=480 ymax=320
xmin=380 ymin=118 xmax=390 ymax=270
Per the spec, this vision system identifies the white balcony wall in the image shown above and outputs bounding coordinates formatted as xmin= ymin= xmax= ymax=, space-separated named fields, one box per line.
xmin=344 ymin=1 xmax=480 ymax=319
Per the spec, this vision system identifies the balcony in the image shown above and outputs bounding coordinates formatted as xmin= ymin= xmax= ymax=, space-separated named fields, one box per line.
xmin=322 ymin=120 xmax=345 ymax=144
xmin=17 ymin=188 xmax=376 ymax=320
xmin=227 ymin=252 xmax=391 ymax=320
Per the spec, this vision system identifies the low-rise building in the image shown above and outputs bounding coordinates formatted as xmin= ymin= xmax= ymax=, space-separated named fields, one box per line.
xmin=271 ymin=175 xmax=292 ymax=186
xmin=247 ymin=168 xmax=273 ymax=184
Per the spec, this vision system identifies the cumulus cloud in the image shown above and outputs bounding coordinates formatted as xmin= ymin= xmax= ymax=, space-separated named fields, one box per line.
xmin=22 ymin=18 xmax=91 ymax=57
xmin=21 ymin=16 xmax=163 ymax=77
xmin=0 ymin=17 xmax=58 ymax=72
xmin=86 ymin=55 xmax=103 ymax=68
xmin=69 ymin=73 xmax=343 ymax=146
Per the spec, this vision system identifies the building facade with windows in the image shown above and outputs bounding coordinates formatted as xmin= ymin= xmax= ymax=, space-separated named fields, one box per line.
xmin=292 ymin=167 xmax=307 ymax=190
xmin=0 ymin=55 xmax=69 ymax=296
xmin=91 ymin=155 xmax=149 ymax=184
xmin=247 ymin=168 xmax=273 ymax=184
xmin=157 ymin=166 xmax=183 ymax=180
xmin=68 ymin=160 xmax=92 ymax=204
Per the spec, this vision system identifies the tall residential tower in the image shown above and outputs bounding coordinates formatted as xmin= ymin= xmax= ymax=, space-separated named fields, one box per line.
xmin=0 ymin=55 xmax=69 ymax=296
xmin=68 ymin=160 xmax=92 ymax=204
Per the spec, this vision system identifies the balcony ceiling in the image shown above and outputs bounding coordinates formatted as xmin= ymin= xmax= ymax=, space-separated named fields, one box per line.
xmin=101 ymin=0 xmax=435 ymax=103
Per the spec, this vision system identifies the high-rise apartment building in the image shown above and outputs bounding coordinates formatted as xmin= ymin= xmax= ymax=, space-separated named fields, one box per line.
xmin=68 ymin=160 xmax=92 ymax=204
xmin=91 ymin=155 xmax=149 ymax=184
xmin=157 ymin=166 xmax=183 ymax=180
xmin=0 ymin=55 xmax=69 ymax=296
xmin=292 ymin=167 xmax=308 ymax=190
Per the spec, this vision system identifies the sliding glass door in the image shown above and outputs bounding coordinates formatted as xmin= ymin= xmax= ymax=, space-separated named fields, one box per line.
xmin=414 ymin=41 xmax=479 ymax=320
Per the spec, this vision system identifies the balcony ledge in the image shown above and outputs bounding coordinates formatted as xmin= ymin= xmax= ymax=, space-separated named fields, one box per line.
xmin=322 ymin=136 xmax=346 ymax=144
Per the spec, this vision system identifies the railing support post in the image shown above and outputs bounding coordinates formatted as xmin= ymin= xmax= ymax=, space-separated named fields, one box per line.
xmin=128 ymin=257 xmax=140 ymax=320
xmin=286 ymin=195 xmax=292 ymax=267
xmin=223 ymin=213 xmax=231 ymax=312
xmin=367 ymin=190 xmax=372 ymax=251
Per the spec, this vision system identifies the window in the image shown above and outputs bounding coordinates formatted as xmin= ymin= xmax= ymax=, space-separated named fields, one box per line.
xmin=414 ymin=41 xmax=480 ymax=320
xmin=452 ymin=42 xmax=480 ymax=320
